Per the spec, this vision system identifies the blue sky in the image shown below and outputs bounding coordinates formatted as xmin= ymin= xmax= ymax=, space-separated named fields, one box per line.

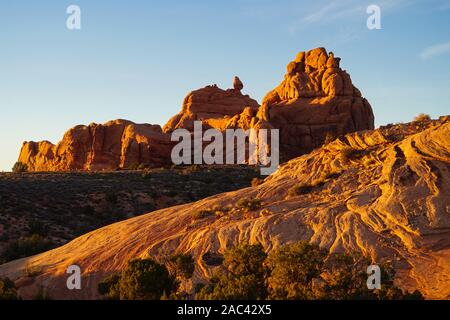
xmin=1 ymin=0 xmax=450 ymax=171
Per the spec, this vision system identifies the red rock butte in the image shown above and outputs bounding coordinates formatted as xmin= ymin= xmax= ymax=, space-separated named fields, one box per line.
xmin=18 ymin=48 xmax=374 ymax=171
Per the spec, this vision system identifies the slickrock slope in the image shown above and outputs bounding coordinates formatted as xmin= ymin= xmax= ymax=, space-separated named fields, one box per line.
xmin=2 ymin=117 xmax=449 ymax=299
xmin=19 ymin=120 xmax=173 ymax=172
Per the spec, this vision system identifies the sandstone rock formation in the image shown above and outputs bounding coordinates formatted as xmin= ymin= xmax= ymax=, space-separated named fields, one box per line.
xmin=160 ymin=48 xmax=374 ymax=164
xmin=258 ymin=47 xmax=374 ymax=161
xmin=233 ymin=76 xmax=244 ymax=91
xmin=19 ymin=120 xmax=173 ymax=172
xmin=18 ymin=48 xmax=374 ymax=171
xmin=163 ymin=84 xmax=259 ymax=132
xmin=2 ymin=118 xmax=449 ymax=299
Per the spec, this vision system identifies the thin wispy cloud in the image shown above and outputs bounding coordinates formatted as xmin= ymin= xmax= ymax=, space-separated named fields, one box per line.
xmin=302 ymin=2 xmax=343 ymax=24
xmin=286 ymin=0 xmax=413 ymax=43
xmin=419 ymin=42 xmax=450 ymax=60
xmin=302 ymin=0 xmax=364 ymax=25
xmin=301 ymin=0 xmax=410 ymax=26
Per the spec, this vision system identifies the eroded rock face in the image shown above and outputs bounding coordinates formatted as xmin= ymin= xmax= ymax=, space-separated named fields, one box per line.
xmin=18 ymin=48 xmax=374 ymax=171
xmin=259 ymin=47 xmax=374 ymax=161
xmin=20 ymin=81 xmax=261 ymax=172
xmin=164 ymin=48 xmax=374 ymax=163
xmin=19 ymin=120 xmax=173 ymax=172
xmin=163 ymin=84 xmax=259 ymax=132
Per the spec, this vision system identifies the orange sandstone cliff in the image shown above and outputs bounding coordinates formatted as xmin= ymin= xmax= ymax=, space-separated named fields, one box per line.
xmin=18 ymin=48 xmax=374 ymax=171
xmin=19 ymin=120 xmax=173 ymax=171
xmin=258 ymin=47 xmax=374 ymax=161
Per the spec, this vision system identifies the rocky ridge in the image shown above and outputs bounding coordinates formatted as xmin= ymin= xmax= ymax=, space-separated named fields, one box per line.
xmin=19 ymin=48 xmax=374 ymax=171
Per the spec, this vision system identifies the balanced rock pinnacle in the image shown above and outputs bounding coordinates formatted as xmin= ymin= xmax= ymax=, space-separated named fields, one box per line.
xmin=233 ymin=76 xmax=244 ymax=91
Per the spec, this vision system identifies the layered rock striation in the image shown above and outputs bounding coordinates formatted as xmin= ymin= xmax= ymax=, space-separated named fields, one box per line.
xmin=259 ymin=47 xmax=374 ymax=160
xmin=19 ymin=120 xmax=173 ymax=171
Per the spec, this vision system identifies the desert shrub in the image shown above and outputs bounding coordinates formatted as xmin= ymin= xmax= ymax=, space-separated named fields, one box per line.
xmin=266 ymin=241 xmax=328 ymax=300
xmin=202 ymin=252 xmax=224 ymax=266
xmin=194 ymin=283 xmax=206 ymax=294
xmin=265 ymin=243 xmax=422 ymax=300
xmin=137 ymin=163 xmax=149 ymax=170
xmin=196 ymin=243 xmax=267 ymax=300
xmin=236 ymin=198 xmax=262 ymax=212
xmin=98 ymin=274 xmax=121 ymax=300
xmin=127 ymin=163 xmax=140 ymax=170
xmin=24 ymin=263 xmax=43 ymax=277
xmin=163 ymin=189 xmax=177 ymax=197
xmin=192 ymin=209 xmax=215 ymax=220
xmin=202 ymin=176 xmax=213 ymax=184
xmin=310 ymin=171 xmax=342 ymax=188
xmin=196 ymin=273 xmax=266 ymax=300
xmin=183 ymin=165 xmax=201 ymax=174
xmin=265 ymin=243 xmax=423 ymax=300
xmin=340 ymin=146 xmax=358 ymax=162
xmin=356 ymin=262 xmax=423 ymax=300
xmin=319 ymin=253 xmax=373 ymax=300
xmin=141 ymin=168 xmax=152 ymax=178
xmin=28 ymin=219 xmax=47 ymax=237
xmin=194 ymin=241 xmax=425 ymax=300
xmin=119 ymin=258 xmax=176 ymax=300
xmin=12 ymin=162 xmax=28 ymax=173
xmin=0 ymin=234 xmax=54 ymax=262
xmin=0 ymin=278 xmax=19 ymax=300
xmin=286 ymin=172 xmax=341 ymax=198
xmin=324 ymin=132 xmax=336 ymax=145
xmin=166 ymin=253 xmax=195 ymax=280
xmin=217 ymin=175 xmax=233 ymax=185
xmin=105 ymin=192 xmax=118 ymax=204
xmin=413 ymin=113 xmax=431 ymax=122
xmin=195 ymin=241 xmax=423 ymax=300
xmin=223 ymin=243 xmax=267 ymax=277
xmin=251 ymin=177 xmax=264 ymax=187
xmin=323 ymin=171 xmax=341 ymax=181
xmin=81 ymin=205 xmax=95 ymax=216
xmin=287 ymin=184 xmax=314 ymax=197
